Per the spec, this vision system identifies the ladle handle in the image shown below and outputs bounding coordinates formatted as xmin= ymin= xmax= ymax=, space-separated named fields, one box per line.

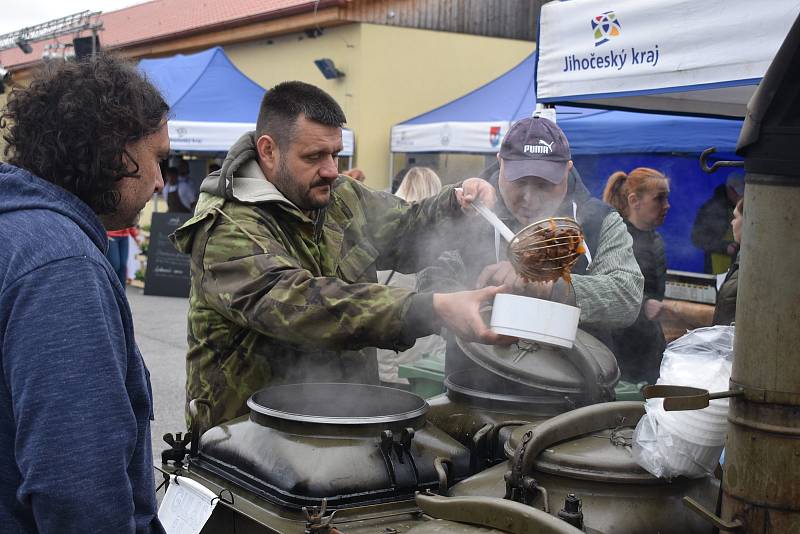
xmin=455 ymin=187 xmax=515 ymax=242
xmin=472 ymin=201 xmax=516 ymax=242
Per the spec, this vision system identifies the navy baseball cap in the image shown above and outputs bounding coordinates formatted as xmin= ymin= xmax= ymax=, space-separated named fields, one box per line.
xmin=499 ymin=117 xmax=571 ymax=184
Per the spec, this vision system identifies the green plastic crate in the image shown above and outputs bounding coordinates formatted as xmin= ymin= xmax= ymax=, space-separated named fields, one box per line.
xmin=398 ymin=354 xmax=446 ymax=399
xmin=615 ymin=380 xmax=647 ymax=401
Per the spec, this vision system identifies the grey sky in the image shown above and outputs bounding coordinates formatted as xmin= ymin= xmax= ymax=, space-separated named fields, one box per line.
xmin=0 ymin=1 xmax=147 ymax=35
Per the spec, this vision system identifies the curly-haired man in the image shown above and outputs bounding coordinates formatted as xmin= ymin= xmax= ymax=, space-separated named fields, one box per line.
xmin=0 ymin=54 xmax=168 ymax=533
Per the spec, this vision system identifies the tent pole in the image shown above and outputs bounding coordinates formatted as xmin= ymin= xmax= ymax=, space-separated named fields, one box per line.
xmin=388 ymin=152 xmax=395 ymax=191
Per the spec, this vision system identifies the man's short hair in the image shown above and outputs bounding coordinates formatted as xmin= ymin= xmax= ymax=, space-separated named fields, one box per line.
xmin=255 ymin=81 xmax=346 ymax=149
xmin=1 ymin=54 xmax=168 ymax=214
xmin=166 ymin=166 xmax=179 ymax=177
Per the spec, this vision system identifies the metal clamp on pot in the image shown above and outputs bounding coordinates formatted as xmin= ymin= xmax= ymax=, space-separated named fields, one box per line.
xmin=379 ymin=427 xmax=420 ymax=490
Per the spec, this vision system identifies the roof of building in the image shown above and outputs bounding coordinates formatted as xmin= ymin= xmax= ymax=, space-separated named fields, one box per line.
xmin=0 ymin=0 xmax=343 ymax=69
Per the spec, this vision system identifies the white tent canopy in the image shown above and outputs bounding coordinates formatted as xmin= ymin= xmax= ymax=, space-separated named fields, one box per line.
xmin=536 ymin=0 xmax=800 ymax=117
xmin=169 ymin=120 xmax=355 ymax=155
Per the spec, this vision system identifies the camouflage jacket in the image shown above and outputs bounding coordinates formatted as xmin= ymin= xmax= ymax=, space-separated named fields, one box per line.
xmin=171 ymin=132 xmax=465 ymax=428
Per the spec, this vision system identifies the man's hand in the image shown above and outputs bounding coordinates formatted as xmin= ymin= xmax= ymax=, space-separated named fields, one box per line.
xmin=644 ymin=298 xmax=666 ymax=320
xmin=475 ymin=261 xmax=555 ymax=299
xmin=455 ymin=177 xmax=497 ymax=212
xmin=433 ymin=285 xmax=517 ymax=345
xmin=477 ymin=261 xmax=521 ymax=289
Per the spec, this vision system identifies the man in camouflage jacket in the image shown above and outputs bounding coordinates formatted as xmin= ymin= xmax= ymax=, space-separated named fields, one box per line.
xmin=172 ymin=81 xmax=508 ymax=428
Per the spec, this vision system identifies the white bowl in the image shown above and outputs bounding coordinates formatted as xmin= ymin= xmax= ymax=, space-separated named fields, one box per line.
xmin=654 ymin=413 xmax=725 ymax=478
xmin=659 ymin=411 xmax=726 ymax=447
xmin=489 ymin=293 xmax=580 ymax=349
xmin=679 ymin=411 xmax=729 ymax=435
xmin=665 ymin=436 xmax=724 ymax=478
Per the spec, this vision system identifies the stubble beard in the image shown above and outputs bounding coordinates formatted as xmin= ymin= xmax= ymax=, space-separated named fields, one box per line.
xmin=273 ymin=157 xmax=331 ymax=211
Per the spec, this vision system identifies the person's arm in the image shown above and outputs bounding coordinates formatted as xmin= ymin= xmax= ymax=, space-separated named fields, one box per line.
xmin=416 ymin=250 xmax=471 ymax=294
xmin=199 ymin=206 xmax=509 ymax=351
xmin=4 ymin=258 xmax=145 ymax=533
xmin=570 ymin=211 xmax=644 ymax=328
xmin=658 ymin=299 xmax=715 ymax=329
xmin=352 ymin=179 xmax=493 ymax=274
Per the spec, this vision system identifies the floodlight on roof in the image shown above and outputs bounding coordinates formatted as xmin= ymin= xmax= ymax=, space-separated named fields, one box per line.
xmin=0 ymin=11 xmax=102 ymax=52
xmin=16 ymin=39 xmax=32 ymax=54
xmin=314 ymin=58 xmax=345 ymax=80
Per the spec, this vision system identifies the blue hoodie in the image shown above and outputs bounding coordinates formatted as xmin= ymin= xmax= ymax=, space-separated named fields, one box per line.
xmin=0 ymin=163 xmax=164 ymax=533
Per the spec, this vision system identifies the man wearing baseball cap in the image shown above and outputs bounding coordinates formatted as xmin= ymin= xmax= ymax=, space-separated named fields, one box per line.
xmin=420 ymin=116 xmax=643 ymax=375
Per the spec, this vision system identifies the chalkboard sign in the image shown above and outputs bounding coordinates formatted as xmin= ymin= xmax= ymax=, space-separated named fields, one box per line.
xmin=144 ymin=212 xmax=192 ymax=298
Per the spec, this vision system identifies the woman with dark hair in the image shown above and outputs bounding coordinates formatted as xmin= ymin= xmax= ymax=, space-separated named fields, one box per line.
xmin=603 ymin=167 xmax=671 ymax=384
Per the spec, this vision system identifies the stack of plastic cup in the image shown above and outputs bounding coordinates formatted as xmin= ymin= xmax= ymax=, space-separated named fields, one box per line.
xmin=656 ymin=401 xmax=728 ymax=477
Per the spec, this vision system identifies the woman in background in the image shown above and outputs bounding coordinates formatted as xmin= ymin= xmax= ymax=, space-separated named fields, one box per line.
xmin=105 ymin=226 xmax=140 ymax=286
xmin=603 ymin=167 xmax=671 ymax=384
xmin=395 ymin=166 xmax=442 ymax=201
xmin=378 ymin=167 xmax=445 ymax=387
xmin=647 ymin=197 xmax=744 ymax=335
xmin=713 ymin=198 xmax=743 ymax=325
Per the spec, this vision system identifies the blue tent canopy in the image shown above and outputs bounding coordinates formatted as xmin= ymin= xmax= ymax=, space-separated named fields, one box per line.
xmin=139 ymin=46 xmax=264 ymax=124
xmin=138 ymin=47 xmax=354 ymax=154
xmin=391 ymin=52 xmax=743 ymax=155
xmin=401 ymin=50 xmax=539 ymax=126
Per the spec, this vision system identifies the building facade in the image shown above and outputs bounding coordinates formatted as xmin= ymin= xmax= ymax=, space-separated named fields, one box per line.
xmin=0 ymin=0 xmax=539 ymax=186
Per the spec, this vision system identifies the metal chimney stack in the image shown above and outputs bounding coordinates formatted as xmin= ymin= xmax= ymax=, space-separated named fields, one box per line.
xmin=722 ymin=13 xmax=800 ymax=532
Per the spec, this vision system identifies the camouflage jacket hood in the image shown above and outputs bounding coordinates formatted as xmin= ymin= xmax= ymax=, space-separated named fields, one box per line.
xmin=200 ymin=131 xmax=294 ymax=206
xmin=171 ymin=132 xmax=466 ymax=428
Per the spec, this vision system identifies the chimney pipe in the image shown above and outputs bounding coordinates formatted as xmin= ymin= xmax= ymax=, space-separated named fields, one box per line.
xmin=723 ymin=12 xmax=800 ymax=532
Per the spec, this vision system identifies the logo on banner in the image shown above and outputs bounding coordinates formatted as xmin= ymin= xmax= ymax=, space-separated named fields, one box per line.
xmin=489 ymin=126 xmax=502 ymax=147
xmin=440 ymin=124 xmax=451 ymax=147
xmin=562 ymin=10 xmax=658 ymax=74
xmin=591 ymin=11 xmax=621 ymax=47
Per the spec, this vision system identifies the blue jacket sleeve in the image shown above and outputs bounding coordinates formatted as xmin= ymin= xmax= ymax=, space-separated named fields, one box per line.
xmin=3 ymin=258 xmax=143 ymax=533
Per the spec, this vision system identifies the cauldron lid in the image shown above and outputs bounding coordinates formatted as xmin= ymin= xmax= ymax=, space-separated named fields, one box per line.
xmin=456 ymin=329 xmax=619 ymax=401
xmin=505 ymin=424 xmax=658 ymax=483
xmin=247 ymin=383 xmax=428 ymax=425
xmin=444 ymin=369 xmax=572 ymax=409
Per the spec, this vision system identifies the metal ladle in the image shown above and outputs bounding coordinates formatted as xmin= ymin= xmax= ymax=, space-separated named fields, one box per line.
xmin=460 ymin=190 xmax=586 ymax=283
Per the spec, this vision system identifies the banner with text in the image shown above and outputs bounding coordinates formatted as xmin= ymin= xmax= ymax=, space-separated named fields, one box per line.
xmin=169 ymin=120 xmax=354 ymax=156
xmin=536 ymin=0 xmax=800 ymax=114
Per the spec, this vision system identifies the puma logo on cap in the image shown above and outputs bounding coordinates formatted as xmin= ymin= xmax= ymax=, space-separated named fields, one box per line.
xmin=523 ymin=140 xmax=555 ymax=154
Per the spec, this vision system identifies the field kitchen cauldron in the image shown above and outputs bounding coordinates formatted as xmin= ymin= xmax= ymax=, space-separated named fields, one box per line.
xmin=427 ymin=328 xmax=620 ymax=471
xmin=159 ymin=338 xmax=718 ymax=533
